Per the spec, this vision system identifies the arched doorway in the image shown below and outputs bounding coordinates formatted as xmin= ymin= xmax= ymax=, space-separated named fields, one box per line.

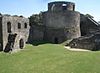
xmin=54 ymin=37 xmax=58 ymax=44
xmin=19 ymin=39 xmax=24 ymax=49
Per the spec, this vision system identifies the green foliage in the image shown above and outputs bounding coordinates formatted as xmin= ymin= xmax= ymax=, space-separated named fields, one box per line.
xmin=29 ymin=12 xmax=43 ymax=26
xmin=0 ymin=44 xmax=100 ymax=73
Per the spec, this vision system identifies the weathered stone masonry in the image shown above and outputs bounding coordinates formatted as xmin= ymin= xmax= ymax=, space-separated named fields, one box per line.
xmin=0 ymin=14 xmax=29 ymax=52
xmin=1 ymin=1 xmax=99 ymax=52
xmin=43 ymin=1 xmax=81 ymax=43
xmin=29 ymin=1 xmax=81 ymax=44
xmin=28 ymin=1 xmax=100 ymax=50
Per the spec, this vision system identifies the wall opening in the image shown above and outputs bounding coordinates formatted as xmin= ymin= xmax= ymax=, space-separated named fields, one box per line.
xmin=62 ymin=4 xmax=67 ymax=11
xmin=18 ymin=23 xmax=21 ymax=29
xmin=19 ymin=39 xmax=24 ymax=49
xmin=54 ymin=37 xmax=58 ymax=44
xmin=24 ymin=23 xmax=27 ymax=28
xmin=4 ymin=34 xmax=17 ymax=52
xmin=0 ymin=43 xmax=3 ymax=51
xmin=73 ymin=5 xmax=75 ymax=11
xmin=80 ymin=21 xmax=87 ymax=36
xmin=7 ymin=22 xmax=11 ymax=33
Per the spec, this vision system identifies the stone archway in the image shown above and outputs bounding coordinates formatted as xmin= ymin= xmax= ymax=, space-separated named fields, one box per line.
xmin=19 ymin=39 xmax=24 ymax=49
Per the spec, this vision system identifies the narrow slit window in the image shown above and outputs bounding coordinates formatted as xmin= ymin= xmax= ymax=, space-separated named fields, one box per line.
xmin=18 ymin=23 xmax=21 ymax=29
xmin=7 ymin=22 xmax=11 ymax=33
xmin=24 ymin=23 xmax=27 ymax=28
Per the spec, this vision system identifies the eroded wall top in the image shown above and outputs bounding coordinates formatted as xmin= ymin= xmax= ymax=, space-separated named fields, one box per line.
xmin=48 ymin=1 xmax=75 ymax=11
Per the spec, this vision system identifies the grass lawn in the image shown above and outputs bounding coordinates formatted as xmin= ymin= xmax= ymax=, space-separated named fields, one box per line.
xmin=0 ymin=44 xmax=100 ymax=73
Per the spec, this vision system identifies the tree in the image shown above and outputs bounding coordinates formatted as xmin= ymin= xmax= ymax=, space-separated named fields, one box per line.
xmin=29 ymin=12 xmax=43 ymax=26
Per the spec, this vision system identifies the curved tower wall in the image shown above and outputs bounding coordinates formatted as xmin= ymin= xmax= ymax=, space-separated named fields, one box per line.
xmin=43 ymin=1 xmax=81 ymax=43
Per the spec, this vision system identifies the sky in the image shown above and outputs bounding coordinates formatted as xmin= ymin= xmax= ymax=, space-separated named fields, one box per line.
xmin=0 ymin=0 xmax=100 ymax=21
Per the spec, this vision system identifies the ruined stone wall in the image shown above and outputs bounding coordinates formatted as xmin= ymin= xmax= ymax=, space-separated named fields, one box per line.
xmin=48 ymin=1 xmax=75 ymax=11
xmin=80 ymin=14 xmax=99 ymax=36
xmin=0 ymin=15 xmax=3 ymax=51
xmin=68 ymin=33 xmax=100 ymax=51
xmin=28 ymin=14 xmax=44 ymax=43
xmin=2 ymin=15 xmax=29 ymax=51
xmin=28 ymin=25 xmax=44 ymax=43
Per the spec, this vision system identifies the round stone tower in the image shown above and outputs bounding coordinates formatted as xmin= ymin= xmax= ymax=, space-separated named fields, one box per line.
xmin=43 ymin=1 xmax=81 ymax=43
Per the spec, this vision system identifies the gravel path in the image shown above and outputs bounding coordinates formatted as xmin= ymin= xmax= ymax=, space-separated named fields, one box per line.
xmin=64 ymin=46 xmax=90 ymax=51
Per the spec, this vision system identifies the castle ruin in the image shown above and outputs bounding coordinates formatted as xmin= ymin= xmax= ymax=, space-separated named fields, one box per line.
xmin=29 ymin=1 xmax=81 ymax=44
xmin=43 ymin=1 xmax=81 ymax=43
xmin=0 ymin=1 xmax=100 ymax=52
xmin=0 ymin=14 xmax=29 ymax=52
xmin=29 ymin=1 xmax=100 ymax=50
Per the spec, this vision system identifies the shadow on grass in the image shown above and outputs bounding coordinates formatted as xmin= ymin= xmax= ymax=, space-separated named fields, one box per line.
xmin=27 ymin=41 xmax=52 ymax=46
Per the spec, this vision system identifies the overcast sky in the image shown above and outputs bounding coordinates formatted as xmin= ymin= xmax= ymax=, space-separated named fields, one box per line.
xmin=0 ymin=0 xmax=100 ymax=21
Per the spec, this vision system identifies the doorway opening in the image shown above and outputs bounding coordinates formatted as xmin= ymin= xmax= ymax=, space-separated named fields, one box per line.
xmin=19 ymin=39 xmax=24 ymax=49
xmin=54 ymin=37 xmax=58 ymax=44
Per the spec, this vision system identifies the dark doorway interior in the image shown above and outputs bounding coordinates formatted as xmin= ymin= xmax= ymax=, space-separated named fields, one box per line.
xmin=19 ymin=39 xmax=24 ymax=49
xmin=54 ymin=37 xmax=58 ymax=44
xmin=0 ymin=43 xmax=3 ymax=51
xmin=62 ymin=6 xmax=67 ymax=11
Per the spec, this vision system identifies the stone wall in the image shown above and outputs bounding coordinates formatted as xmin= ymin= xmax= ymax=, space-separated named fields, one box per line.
xmin=48 ymin=1 xmax=75 ymax=11
xmin=0 ymin=15 xmax=3 ymax=51
xmin=28 ymin=25 xmax=44 ymax=43
xmin=44 ymin=28 xmax=66 ymax=43
xmin=28 ymin=14 xmax=44 ymax=43
xmin=43 ymin=11 xmax=80 ymax=29
xmin=68 ymin=33 xmax=100 ymax=51
xmin=80 ymin=14 xmax=99 ymax=36
xmin=2 ymin=15 xmax=29 ymax=52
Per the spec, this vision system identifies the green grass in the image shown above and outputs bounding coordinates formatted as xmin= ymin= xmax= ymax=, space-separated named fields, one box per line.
xmin=0 ymin=44 xmax=100 ymax=73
